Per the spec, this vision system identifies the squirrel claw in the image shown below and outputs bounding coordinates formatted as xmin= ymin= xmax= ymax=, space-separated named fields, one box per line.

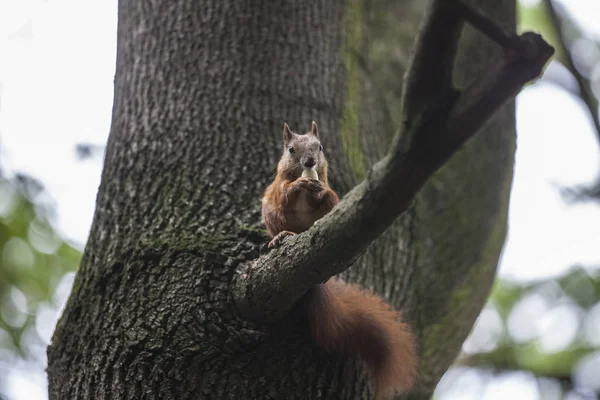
xmin=268 ymin=230 xmax=296 ymax=248
xmin=297 ymin=178 xmax=322 ymax=194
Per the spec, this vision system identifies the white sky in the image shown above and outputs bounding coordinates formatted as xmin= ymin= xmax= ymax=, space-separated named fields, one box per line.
xmin=0 ymin=0 xmax=599 ymax=399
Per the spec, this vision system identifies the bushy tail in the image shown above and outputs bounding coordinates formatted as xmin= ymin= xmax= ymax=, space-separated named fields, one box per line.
xmin=304 ymin=278 xmax=418 ymax=398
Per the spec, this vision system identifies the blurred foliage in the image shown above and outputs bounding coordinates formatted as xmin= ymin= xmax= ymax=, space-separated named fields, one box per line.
xmin=74 ymin=143 xmax=105 ymax=161
xmin=520 ymin=0 xmax=600 ymax=204
xmin=458 ymin=267 xmax=600 ymax=390
xmin=433 ymin=267 xmax=600 ymax=399
xmin=0 ymin=173 xmax=81 ymax=397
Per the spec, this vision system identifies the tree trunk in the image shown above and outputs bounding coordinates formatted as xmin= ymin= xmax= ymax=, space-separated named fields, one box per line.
xmin=47 ymin=0 xmax=516 ymax=399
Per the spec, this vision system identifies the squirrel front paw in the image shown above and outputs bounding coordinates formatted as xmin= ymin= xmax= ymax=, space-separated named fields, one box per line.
xmin=268 ymin=230 xmax=296 ymax=248
xmin=296 ymin=177 xmax=323 ymax=195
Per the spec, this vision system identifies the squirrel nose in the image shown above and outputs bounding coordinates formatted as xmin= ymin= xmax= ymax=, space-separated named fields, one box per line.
xmin=304 ymin=157 xmax=316 ymax=168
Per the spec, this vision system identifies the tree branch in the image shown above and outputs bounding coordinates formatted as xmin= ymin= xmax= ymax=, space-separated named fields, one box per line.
xmin=543 ymin=0 xmax=600 ymax=144
xmin=397 ymin=0 xmax=463 ymax=139
xmin=234 ymin=0 xmax=554 ymax=323
xmin=454 ymin=345 xmax=589 ymax=386
xmin=455 ymin=365 xmax=574 ymax=388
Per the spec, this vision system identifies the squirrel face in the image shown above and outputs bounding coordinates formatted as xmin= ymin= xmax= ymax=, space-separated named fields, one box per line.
xmin=279 ymin=122 xmax=327 ymax=179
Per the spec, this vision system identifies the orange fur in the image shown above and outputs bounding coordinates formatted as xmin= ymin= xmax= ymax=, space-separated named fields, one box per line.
xmin=261 ymin=174 xmax=338 ymax=237
xmin=262 ymin=122 xmax=418 ymax=397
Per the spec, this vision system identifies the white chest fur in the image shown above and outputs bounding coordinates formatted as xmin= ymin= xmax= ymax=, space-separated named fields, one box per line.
xmin=294 ymin=191 xmax=314 ymax=213
xmin=293 ymin=191 xmax=317 ymax=228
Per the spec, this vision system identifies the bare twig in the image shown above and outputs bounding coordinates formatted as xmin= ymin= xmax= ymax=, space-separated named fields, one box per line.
xmin=234 ymin=0 xmax=554 ymax=323
xmin=457 ymin=364 xmax=574 ymax=387
xmin=455 ymin=348 xmax=581 ymax=386
xmin=543 ymin=0 xmax=600 ymax=143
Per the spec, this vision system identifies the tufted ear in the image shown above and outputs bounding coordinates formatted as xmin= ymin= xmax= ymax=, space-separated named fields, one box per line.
xmin=283 ymin=123 xmax=294 ymax=144
xmin=309 ymin=121 xmax=319 ymax=139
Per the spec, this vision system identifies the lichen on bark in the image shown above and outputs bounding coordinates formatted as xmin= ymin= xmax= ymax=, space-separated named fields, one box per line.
xmin=339 ymin=0 xmax=367 ymax=182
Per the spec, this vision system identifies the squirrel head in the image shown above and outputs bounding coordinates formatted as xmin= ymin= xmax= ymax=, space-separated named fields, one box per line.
xmin=278 ymin=121 xmax=328 ymax=181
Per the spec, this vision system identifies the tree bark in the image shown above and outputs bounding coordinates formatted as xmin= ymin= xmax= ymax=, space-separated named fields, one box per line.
xmin=48 ymin=0 xmax=517 ymax=399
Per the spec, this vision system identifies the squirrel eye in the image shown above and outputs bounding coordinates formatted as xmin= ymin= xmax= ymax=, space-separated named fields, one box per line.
xmin=319 ymin=144 xmax=323 ymax=151
xmin=288 ymin=146 xmax=295 ymax=154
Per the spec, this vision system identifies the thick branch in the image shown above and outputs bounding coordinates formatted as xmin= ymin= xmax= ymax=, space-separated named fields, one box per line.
xmin=398 ymin=1 xmax=463 ymax=136
xmin=234 ymin=0 xmax=554 ymax=323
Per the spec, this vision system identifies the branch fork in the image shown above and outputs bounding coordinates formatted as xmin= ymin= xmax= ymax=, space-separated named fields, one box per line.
xmin=234 ymin=0 xmax=554 ymax=323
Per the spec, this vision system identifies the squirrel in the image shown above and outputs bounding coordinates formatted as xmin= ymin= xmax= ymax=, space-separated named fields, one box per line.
xmin=261 ymin=121 xmax=418 ymax=399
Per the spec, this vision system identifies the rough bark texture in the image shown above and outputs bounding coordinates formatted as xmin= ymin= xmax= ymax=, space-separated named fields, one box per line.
xmin=48 ymin=0 xmax=516 ymax=399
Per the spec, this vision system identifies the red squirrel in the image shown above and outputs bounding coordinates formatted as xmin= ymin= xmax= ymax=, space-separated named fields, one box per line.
xmin=261 ymin=122 xmax=418 ymax=398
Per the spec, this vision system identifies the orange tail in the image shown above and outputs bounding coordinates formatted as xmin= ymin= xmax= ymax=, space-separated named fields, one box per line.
xmin=304 ymin=278 xmax=418 ymax=398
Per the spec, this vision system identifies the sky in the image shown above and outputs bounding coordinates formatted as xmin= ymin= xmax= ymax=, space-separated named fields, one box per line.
xmin=0 ymin=0 xmax=599 ymax=399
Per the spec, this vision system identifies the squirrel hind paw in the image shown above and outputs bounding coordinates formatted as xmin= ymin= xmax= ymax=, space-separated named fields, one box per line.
xmin=267 ymin=230 xmax=296 ymax=248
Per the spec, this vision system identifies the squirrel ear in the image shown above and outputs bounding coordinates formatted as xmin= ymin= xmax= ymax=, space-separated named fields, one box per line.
xmin=283 ymin=123 xmax=294 ymax=143
xmin=310 ymin=121 xmax=319 ymax=138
